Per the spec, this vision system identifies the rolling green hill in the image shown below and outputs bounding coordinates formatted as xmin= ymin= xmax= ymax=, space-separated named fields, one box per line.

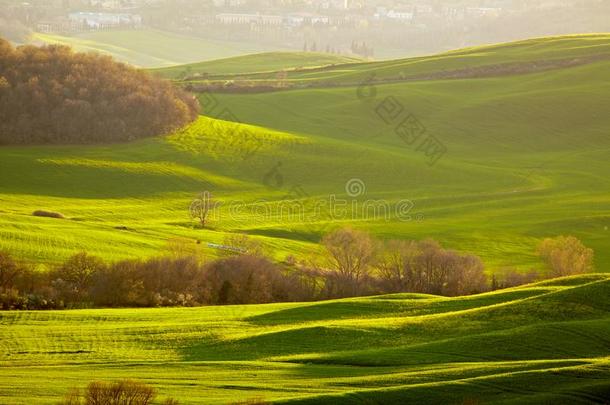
xmin=152 ymin=52 xmax=363 ymax=79
xmin=181 ymin=33 xmax=610 ymax=84
xmin=1 ymin=274 xmax=609 ymax=403
xmin=30 ymin=30 xmax=287 ymax=67
xmin=0 ymin=34 xmax=608 ymax=272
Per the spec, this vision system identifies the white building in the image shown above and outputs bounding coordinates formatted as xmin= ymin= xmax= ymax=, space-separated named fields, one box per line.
xmin=215 ymin=13 xmax=283 ymax=25
xmin=68 ymin=12 xmax=142 ymax=29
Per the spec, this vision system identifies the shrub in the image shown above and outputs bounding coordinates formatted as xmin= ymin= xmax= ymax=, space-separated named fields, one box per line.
xmin=0 ymin=250 xmax=19 ymax=290
xmin=537 ymin=235 xmax=594 ymax=277
xmin=492 ymin=268 xmax=539 ymax=290
xmin=60 ymin=379 xmax=160 ymax=405
xmin=0 ymin=288 xmax=27 ymax=310
xmin=33 ymin=210 xmax=65 ymax=219
xmin=0 ymin=38 xmax=199 ymax=145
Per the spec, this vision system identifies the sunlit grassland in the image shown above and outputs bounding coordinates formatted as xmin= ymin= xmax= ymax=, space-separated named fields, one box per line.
xmin=0 ymin=118 xmax=324 ymax=263
xmin=201 ymin=57 xmax=610 ymax=270
xmin=1 ymin=34 xmax=608 ymax=272
xmin=1 ymin=275 xmax=609 ymax=403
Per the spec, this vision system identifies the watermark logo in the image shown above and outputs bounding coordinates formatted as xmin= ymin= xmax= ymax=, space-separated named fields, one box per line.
xmin=263 ymin=162 xmax=284 ymax=189
xmin=356 ymin=73 xmax=378 ymax=102
xmin=231 ymin=176 xmax=422 ymax=225
xmin=356 ymin=77 xmax=447 ymax=166
xmin=345 ymin=178 xmax=366 ymax=197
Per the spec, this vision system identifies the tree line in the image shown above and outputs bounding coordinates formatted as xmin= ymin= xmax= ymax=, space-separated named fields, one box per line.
xmin=0 ymin=38 xmax=199 ymax=145
xmin=0 ymin=229 xmax=594 ymax=310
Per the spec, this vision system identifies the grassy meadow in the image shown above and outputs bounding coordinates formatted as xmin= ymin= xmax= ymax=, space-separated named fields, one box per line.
xmin=1 ymin=274 xmax=609 ymax=403
xmin=167 ymin=34 xmax=610 ymax=83
xmin=30 ymin=30 xmax=286 ymax=68
xmin=2 ymin=32 xmax=610 ymax=404
xmin=152 ymin=52 xmax=363 ymax=79
xmin=2 ymin=34 xmax=608 ymax=272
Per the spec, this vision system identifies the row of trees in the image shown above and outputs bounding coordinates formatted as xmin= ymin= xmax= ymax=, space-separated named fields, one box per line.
xmin=319 ymin=228 xmax=487 ymax=297
xmin=0 ymin=230 xmax=594 ymax=310
xmin=0 ymin=38 xmax=199 ymax=144
xmin=0 ymin=251 xmax=311 ymax=310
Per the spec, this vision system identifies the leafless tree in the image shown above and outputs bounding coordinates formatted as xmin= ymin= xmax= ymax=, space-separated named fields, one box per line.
xmin=60 ymin=379 xmax=166 ymax=405
xmin=322 ymin=227 xmax=377 ymax=295
xmin=189 ymin=191 xmax=219 ymax=228
xmin=376 ymin=240 xmax=420 ymax=293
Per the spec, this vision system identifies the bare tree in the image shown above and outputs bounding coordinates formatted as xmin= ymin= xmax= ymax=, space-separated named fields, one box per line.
xmin=322 ymin=227 xmax=377 ymax=295
xmin=375 ymin=239 xmax=488 ymax=296
xmin=60 ymin=379 xmax=164 ymax=405
xmin=189 ymin=191 xmax=219 ymax=228
xmin=376 ymin=240 xmax=420 ymax=293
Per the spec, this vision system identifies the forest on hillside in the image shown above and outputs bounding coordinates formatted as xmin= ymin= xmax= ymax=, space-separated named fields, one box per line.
xmin=0 ymin=38 xmax=199 ymax=144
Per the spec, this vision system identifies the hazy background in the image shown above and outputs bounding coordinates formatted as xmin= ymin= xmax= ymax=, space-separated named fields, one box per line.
xmin=2 ymin=0 xmax=609 ymax=65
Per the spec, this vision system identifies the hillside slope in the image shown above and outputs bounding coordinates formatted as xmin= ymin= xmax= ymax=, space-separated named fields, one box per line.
xmin=152 ymin=52 xmax=363 ymax=79
xmin=200 ymin=35 xmax=610 ymax=270
xmin=1 ymin=274 xmax=609 ymax=403
xmin=185 ymin=34 xmax=610 ymax=84
xmin=0 ymin=34 xmax=608 ymax=271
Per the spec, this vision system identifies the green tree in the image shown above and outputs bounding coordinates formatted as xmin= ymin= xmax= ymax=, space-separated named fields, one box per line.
xmin=56 ymin=252 xmax=106 ymax=300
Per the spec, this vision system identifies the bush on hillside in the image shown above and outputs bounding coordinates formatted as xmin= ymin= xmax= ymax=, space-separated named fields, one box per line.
xmin=0 ymin=38 xmax=199 ymax=145
xmin=0 ymin=250 xmax=20 ymax=290
xmin=33 ymin=210 xmax=65 ymax=219
xmin=60 ymin=379 xmax=179 ymax=405
xmin=491 ymin=267 xmax=539 ymax=290
xmin=537 ymin=235 xmax=594 ymax=277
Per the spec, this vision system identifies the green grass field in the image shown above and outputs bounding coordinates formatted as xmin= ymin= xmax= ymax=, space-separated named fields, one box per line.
xmin=152 ymin=52 xmax=362 ymax=79
xmin=30 ymin=30 xmax=287 ymax=67
xmin=1 ymin=274 xmax=609 ymax=403
xmin=172 ymin=34 xmax=610 ymax=83
xmin=2 ymin=34 xmax=607 ymax=272
xmin=2 ymin=33 xmax=610 ymax=404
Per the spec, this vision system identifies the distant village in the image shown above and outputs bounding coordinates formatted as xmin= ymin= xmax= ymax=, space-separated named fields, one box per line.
xmin=0 ymin=0 xmax=604 ymax=58
xmin=17 ymin=0 xmax=572 ymax=33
